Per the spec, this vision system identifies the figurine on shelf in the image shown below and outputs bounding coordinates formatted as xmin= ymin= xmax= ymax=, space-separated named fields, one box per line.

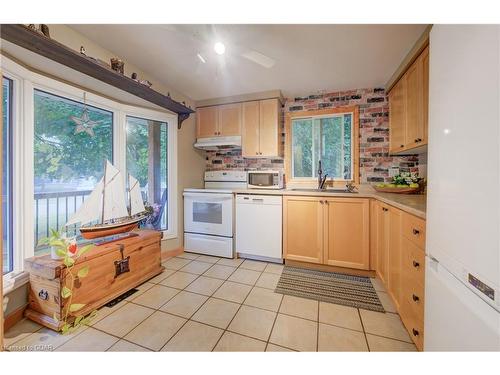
xmin=40 ymin=24 xmax=50 ymax=38
xmin=110 ymin=58 xmax=125 ymax=74
xmin=27 ymin=24 xmax=50 ymax=38
xmin=130 ymin=72 xmax=152 ymax=88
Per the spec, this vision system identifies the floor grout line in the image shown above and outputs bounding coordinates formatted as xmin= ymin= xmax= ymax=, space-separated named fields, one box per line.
xmin=357 ymin=308 xmax=371 ymax=352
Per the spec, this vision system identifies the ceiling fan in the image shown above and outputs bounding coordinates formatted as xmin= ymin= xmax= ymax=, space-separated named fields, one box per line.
xmin=155 ymin=24 xmax=276 ymax=69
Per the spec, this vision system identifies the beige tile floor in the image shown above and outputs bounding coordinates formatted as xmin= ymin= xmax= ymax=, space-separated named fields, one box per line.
xmin=4 ymin=253 xmax=416 ymax=352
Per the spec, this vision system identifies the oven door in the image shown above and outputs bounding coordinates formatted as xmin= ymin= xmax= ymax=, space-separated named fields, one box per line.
xmin=183 ymin=192 xmax=233 ymax=237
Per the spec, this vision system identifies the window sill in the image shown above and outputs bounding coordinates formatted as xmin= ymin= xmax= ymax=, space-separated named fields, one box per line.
xmin=3 ymin=271 xmax=30 ymax=295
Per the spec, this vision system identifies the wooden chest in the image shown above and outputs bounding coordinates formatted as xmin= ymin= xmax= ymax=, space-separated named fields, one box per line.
xmin=24 ymin=229 xmax=163 ymax=331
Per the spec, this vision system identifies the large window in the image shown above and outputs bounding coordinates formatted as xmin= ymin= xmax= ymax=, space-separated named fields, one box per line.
xmin=1 ymin=55 xmax=178 ymax=279
xmin=33 ymin=89 xmax=113 ymax=252
xmin=126 ymin=116 xmax=168 ymax=230
xmin=2 ymin=77 xmax=13 ymax=274
xmin=289 ymin=108 xmax=357 ymax=183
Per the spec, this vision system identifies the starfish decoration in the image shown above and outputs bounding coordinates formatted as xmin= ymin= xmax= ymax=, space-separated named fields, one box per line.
xmin=71 ymin=107 xmax=99 ymax=137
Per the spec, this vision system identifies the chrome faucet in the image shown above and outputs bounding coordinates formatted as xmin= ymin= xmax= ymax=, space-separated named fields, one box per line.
xmin=318 ymin=160 xmax=328 ymax=189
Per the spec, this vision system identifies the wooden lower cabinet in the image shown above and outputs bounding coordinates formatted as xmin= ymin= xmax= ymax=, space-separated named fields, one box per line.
xmin=324 ymin=198 xmax=370 ymax=270
xmin=283 ymin=196 xmax=369 ymax=270
xmin=376 ymin=203 xmax=390 ymax=283
xmin=283 ymin=196 xmax=324 ymax=264
xmin=387 ymin=207 xmax=403 ymax=310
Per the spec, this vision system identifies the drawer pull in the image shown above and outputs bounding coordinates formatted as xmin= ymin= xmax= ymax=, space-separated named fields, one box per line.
xmin=412 ymin=228 xmax=420 ymax=235
xmin=412 ymin=260 xmax=420 ymax=268
xmin=412 ymin=328 xmax=419 ymax=336
xmin=412 ymin=294 xmax=420 ymax=302
xmin=382 ymin=207 xmax=388 ymax=212
xmin=38 ymin=289 xmax=49 ymax=301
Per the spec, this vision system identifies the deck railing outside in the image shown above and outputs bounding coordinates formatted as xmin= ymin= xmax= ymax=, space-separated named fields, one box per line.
xmin=34 ymin=189 xmax=167 ymax=252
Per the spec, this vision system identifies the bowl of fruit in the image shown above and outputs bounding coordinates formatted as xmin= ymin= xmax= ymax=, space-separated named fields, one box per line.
xmin=373 ymin=173 xmax=424 ymax=194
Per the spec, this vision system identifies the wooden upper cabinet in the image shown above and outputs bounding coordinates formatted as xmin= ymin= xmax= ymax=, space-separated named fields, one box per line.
xmin=387 ymin=207 xmax=403 ymax=310
xmin=283 ymin=196 xmax=323 ymax=264
xmin=259 ymin=98 xmax=280 ymax=157
xmin=242 ymin=101 xmax=260 ymax=157
xmin=389 ymin=46 xmax=429 ymax=153
xmin=405 ymin=53 xmax=425 ymax=149
xmin=323 ymin=198 xmax=370 ymax=270
xmin=389 ymin=79 xmax=406 ymax=153
xmin=422 ymin=47 xmax=429 ymax=144
xmin=196 ymin=106 xmax=219 ymax=138
xmin=218 ymin=103 xmax=242 ymax=136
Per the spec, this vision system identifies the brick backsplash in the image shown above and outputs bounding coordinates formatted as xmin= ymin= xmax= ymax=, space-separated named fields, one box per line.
xmin=205 ymin=88 xmax=421 ymax=184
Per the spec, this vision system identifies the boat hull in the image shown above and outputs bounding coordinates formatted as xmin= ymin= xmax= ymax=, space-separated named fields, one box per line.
xmin=79 ymin=218 xmax=143 ymax=240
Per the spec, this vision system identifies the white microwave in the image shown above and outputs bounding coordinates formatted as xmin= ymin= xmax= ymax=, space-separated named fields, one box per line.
xmin=247 ymin=170 xmax=284 ymax=189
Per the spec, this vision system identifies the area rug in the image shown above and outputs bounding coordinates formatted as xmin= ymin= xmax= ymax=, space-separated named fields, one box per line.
xmin=275 ymin=266 xmax=385 ymax=312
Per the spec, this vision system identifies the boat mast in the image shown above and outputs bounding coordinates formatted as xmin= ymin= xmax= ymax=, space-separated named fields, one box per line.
xmin=101 ymin=160 xmax=107 ymax=224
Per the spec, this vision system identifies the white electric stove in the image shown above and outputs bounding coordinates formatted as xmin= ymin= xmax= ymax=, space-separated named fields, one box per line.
xmin=183 ymin=171 xmax=247 ymax=258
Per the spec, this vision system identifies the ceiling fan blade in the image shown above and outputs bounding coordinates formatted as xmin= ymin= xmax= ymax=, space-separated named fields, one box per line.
xmin=240 ymin=50 xmax=276 ymax=68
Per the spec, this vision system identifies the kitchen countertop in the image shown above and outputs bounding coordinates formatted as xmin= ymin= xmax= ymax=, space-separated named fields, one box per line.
xmin=233 ymin=185 xmax=427 ymax=219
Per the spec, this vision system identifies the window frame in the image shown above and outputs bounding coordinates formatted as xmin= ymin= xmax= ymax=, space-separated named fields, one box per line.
xmin=285 ymin=106 xmax=360 ymax=187
xmin=1 ymin=55 xmax=178 ymax=281
xmin=2 ymin=76 xmax=14 ymax=275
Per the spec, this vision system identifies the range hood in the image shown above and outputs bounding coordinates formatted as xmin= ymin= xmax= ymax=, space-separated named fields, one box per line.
xmin=194 ymin=136 xmax=242 ymax=151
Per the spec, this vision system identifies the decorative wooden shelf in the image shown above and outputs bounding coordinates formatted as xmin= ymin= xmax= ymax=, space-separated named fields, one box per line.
xmin=0 ymin=24 xmax=194 ymax=128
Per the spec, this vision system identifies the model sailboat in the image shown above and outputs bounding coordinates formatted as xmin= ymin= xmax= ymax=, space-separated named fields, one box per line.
xmin=65 ymin=160 xmax=148 ymax=239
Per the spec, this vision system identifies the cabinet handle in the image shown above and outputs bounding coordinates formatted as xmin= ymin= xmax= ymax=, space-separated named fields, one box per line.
xmin=38 ymin=289 xmax=49 ymax=301
xmin=400 ymin=144 xmax=404 ymax=148
xmin=412 ymin=228 xmax=420 ymax=235
xmin=412 ymin=260 xmax=420 ymax=268
xmin=417 ymin=138 xmax=422 ymax=142
xmin=319 ymin=200 xmax=324 ymax=204
xmin=382 ymin=207 xmax=388 ymax=212
xmin=412 ymin=294 xmax=420 ymax=302
xmin=412 ymin=328 xmax=419 ymax=336
xmin=256 ymin=152 xmax=259 ymax=155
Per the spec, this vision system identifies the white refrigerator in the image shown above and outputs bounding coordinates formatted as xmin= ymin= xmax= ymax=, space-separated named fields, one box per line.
xmin=426 ymin=25 xmax=500 ymax=350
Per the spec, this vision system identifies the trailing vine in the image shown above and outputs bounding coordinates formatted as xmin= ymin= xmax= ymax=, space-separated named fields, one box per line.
xmin=39 ymin=229 xmax=98 ymax=334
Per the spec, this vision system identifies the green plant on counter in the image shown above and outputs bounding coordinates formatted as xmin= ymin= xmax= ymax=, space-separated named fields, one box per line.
xmin=376 ymin=172 xmax=420 ymax=188
xmin=38 ymin=229 xmax=97 ymax=334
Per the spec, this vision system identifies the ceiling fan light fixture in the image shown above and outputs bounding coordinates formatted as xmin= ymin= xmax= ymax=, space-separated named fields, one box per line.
xmin=214 ymin=42 xmax=226 ymax=55
xmin=197 ymin=53 xmax=206 ymax=63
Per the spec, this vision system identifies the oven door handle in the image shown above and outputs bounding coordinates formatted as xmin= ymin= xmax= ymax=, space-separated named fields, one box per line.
xmin=183 ymin=192 xmax=233 ymax=201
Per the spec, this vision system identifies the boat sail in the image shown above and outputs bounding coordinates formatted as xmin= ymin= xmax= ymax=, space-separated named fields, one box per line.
xmin=65 ymin=160 xmax=148 ymax=240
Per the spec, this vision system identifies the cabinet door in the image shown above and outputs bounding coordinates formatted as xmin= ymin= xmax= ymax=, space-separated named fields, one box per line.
xmin=196 ymin=106 xmax=219 ymax=138
xmin=218 ymin=103 xmax=242 ymax=136
xmin=370 ymin=200 xmax=379 ymax=270
xmin=376 ymin=203 xmax=390 ymax=284
xmin=387 ymin=207 xmax=403 ymax=309
xmin=324 ymin=198 xmax=370 ymax=270
xmin=283 ymin=196 xmax=323 ymax=264
xmin=259 ymin=98 xmax=281 ymax=157
xmin=422 ymin=46 xmax=429 ymax=144
xmin=389 ymin=79 xmax=406 ymax=153
xmin=405 ymin=55 xmax=425 ymax=149
xmin=242 ymin=101 xmax=260 ymax=157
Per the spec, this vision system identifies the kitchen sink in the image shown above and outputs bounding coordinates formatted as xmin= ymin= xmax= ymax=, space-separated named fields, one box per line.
xmin=289 ymin=188 xmax=358 ymax=194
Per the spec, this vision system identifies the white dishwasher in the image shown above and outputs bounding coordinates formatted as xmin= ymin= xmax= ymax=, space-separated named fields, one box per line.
xmin=235 ymin=194 xmax=283 ymax=263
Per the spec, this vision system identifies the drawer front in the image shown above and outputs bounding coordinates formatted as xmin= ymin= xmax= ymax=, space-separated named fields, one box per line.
xmin=400 ymin=299 xmax=425 ymax=351
xmin=401 ymin=281 xmax=425 ymax=322
xmin=402 ymin=212 xmax=426 ymax=249
xmin=402 ymin=239 xmax=425 ymax=287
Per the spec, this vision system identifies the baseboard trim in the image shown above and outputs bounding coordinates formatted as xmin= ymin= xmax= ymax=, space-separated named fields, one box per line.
xmin=161 ymin=247 xmax=183 ymax=260
xmin=285 ymin=260 xmax=376 ymax=278
xmin=4 ymin=304 xmax=28 ymax=332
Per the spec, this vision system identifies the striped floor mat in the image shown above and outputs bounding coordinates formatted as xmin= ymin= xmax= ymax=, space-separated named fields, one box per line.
xmin=275 ymin=266 xmax=385 ymax=312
